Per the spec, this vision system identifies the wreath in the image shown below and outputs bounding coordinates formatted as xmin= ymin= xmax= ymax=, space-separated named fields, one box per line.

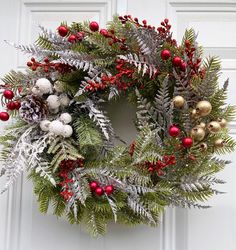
xmin=0 ymin=16 xmax=235 ymax=236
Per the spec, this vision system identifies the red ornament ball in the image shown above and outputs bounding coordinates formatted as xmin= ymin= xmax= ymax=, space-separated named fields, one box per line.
xmin=6 ymin=102 xmax=16 ymax=110
xmin=161 ymin=49 xmax=171 ymax=60
xmin=58 ymin=26 xmax=68 ymax=37
xmin=89 ymin=21 xmax=99 ymax=32
xmin=169 ymin=125 xmax=180 ymax=137
xmin=180 ymin=62 xmax=187 ymax=71
xmin=172 ymin=56 xmax=182 ymax=67
xmin=105 ymin=185 xmax=114 ymax=195
xmin=95 ymin=187 xmax=104 ymax=196
xmin=100 ymin=29 xmax=109 ymax=37
xmin=14 ymin=101 xmax=21 ymax=110
xmin=68 ymin=34 xmax=77 ymax=43
xmin=3 ymin=90 xmax=14 ymax=100
xmin=182 ymin=137 xmax=193 ymax=148
xmin=89 ymin=181 xmax=98 ymax=191
xmin=0 ymin=111 xmax=10 ymax=121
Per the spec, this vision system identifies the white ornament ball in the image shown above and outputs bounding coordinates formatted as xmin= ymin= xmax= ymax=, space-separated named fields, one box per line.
xmin=59 ymin=94 xmax=70 ymax=107
xmin=47 ymin=95 xmax=61 ymax=109
xmin=40 ymin=120 xmax=51 ymax=132
xmin=31 ymin=86 xmax=42 ymax=96
xmin=62 ymin=125 xmax=73 ymax=138
xmin=59 ymin=113 xmax=72 ymax=124
xmin=49 ymin=120 xmax=64 ymax=135
xmin=35 ymin=78 xmax=52 ymax=94
xmin=54 ymin=81 xmax=64 ymax=93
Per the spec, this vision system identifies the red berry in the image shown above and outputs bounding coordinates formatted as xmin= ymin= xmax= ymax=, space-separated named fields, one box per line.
xmin=3 ymin=90 xmax=14 ymax=100
xmin=182 ymin=137 xmax=193 ymax=148
xmin=14 ymin=101 xmax=21 ymax=110
xmin=77 ymin=32 xmax=84 ymax=41
xmin=6 ymin=102 xmax=16 ymax=110
xmin=148 ymin=167 xmax=154 ymax=172
xmin=185 ymin=40 xmax=190 ymax=47
xmin=161 ymin=49 xmax=171 ymax=60
xmin=105 ymin=185 xmax=114 ymax=195
xmin=58 ymin=26 xmax=68 ymax=37
xmin=172 ymin=56 xmax=182 ymax=67
xmin=89 ymin=181 xmax=98 ymax=191
xmin=180 ymin=62 xmax=187 ymax=71
xmin=95 ymin=187 xmax=104 ymax=196
xmin=164 ymin=18 xmax=169 ymax=24
xmin=0 ymin=111 xmax=10 ymax=121
xmin=142 ymin=20 xmax=147 ymax=25
xmin=68 ymin=34 xmax=77 ymax=43
xmin=89 ymin=21 xmax=99 ymax=32
xmin=27 ymin=61 xmax=33 ymax=67
xmin=100 ymin=29 xmax=109 ymax=37
xmin=169 ymin=125 xmax=180 ymax=137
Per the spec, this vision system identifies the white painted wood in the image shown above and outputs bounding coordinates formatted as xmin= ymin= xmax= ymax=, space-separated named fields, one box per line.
xmin=1 ymin=0 xmax=236 ymax=249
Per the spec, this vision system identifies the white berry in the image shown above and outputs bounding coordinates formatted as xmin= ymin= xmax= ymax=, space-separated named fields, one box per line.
xmin=47 ymin=95 xmax=60 ymax=109
xmin=59 ymin=113 xmax=72 ymax=124
xmin=31 ymin=86 xmax=42 ymax=96
xmin=35 ymin=78 xmax=52 ymax=94
xmin=59 ymin=94 xmax=70 ymax=107
xmin=54 ymin=81 xmax=64 ymax=93
xmin=49 ymin=120 xmax=64 ymax=135
xmin=40 ymin=120 xmax=51 ymax=132
xmin=62 ymin=125 xmax=73 ymax=138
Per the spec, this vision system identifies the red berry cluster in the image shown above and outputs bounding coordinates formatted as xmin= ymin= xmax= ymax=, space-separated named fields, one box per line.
xmin=58 ymin=25 xmax=85 ymax=43
xmin=118 ymin=15 xmax=155 ymax=30
xmin=59 ymin=158 xmax=84 ymax=200
xmin=89 ymin=181 xmax=114 ymax=196
xmin=27 ymin=57 xmax=74 ymax=74
xmin=0 ymin=89 xmax=21 ymax=122
xmin=183 ymin=40 xmax=205 ymax=78
xmin=99 ymin=27 xmax=127 ymax=51
xmin=85 ymin=59 xmax=134 ymax=92
xmin=157 ymin=19 xmax=172 ymax=38
xmin=161 ymin=50 xmax=186 ymax=72
xmin=145 ymin=155 xmax=176 ymax=175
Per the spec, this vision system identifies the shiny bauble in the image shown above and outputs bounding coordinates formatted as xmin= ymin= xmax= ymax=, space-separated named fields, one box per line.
xmin=3 ymin=90 xmax=14 ymax=100
xmin=207 ymin=121 xmax=221 ymax=133
xmin=89 ymin=181 xmax=98 ymax=191
xmin=58 ymin=25 xmax=68 ymax=37
xmin=161 ymin=49 xmax=171 ymax=60
xmin=214 ymin=139 xmax=225 ymax=148
xmin=62 ymin=125 xmax=73 ymax=138
xmin=172 ymin=56 xmax=182 ymax=67
xmin=190 ymin=127 xmax=205 ymax=141
xmin=199 ymin=142 xmax=208 ymax=151
xmin=49 ymin=120 xmax=64 ymax=135
xmin=89 ymin=21 xmax=99 ymax=32
xmin=95 ymin=187 xmax=104 ymax=196
xmin=6 ymin=102 xmax=16 ymax=110
xmin=40 ymin=120 xmax=51 ymax=132
xmin=190 ymin=109 xmax=199 ymax=119
xmin=169 ymin=125 xmax=180 ymax=137
xmin=0 ymin=111 xmax=10 ymax=121
xmin=182 ymin=137 xmax=193 ymax=148
xmin=197 ymin=122 xmax=206 ymax=129
xmin=196 ymin=101 xmax=212 ymax=117
xmin=59 ymin=113 xmax=72 ymax=124
xmin=173 ymin=96 xmax=185 ymax=108
xmin=218 ymin=118 xmax=227 ymax=128
xmin=47 ymin=95 xmax=60 ymax=109
xmin=105 ymin=185 xmax=114 ymax=195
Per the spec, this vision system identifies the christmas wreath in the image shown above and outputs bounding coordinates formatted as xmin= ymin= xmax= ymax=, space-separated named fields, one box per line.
xmin=0 ymin=16 xmax=235 ymax=236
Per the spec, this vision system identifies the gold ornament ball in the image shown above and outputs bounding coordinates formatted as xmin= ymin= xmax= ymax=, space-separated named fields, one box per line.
xmin=199 ymin=142 xmax=208 ymax=151
xmin=207 ymin=121 xmax=221 ymax=133
xmin=191 ymin=109 xmax=199 ymax=119
xmin=190 ymin=127 xmax=206 ymax=141
xmin=173 ymin=96 xmax=185 ymax=108
xmin=197 ymin=122 xmax=206 ymax=129
xmin=214 ymin=139 xmax=225 ymax=148
xmin=196 ymin=100 xmax=212 ymax=117
xmin=218 ymin=118 xmax=227 ymax=128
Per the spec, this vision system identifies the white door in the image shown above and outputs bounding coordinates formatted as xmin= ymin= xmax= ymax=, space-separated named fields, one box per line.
xmin=0 ymin=1 xmax=236 ymax=250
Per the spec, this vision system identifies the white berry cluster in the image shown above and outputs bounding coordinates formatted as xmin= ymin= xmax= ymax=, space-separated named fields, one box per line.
xmin=40 ymin=113 xmax=73 ymax=138
xmin=32 ymin=78 xmax=70 ymax=114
